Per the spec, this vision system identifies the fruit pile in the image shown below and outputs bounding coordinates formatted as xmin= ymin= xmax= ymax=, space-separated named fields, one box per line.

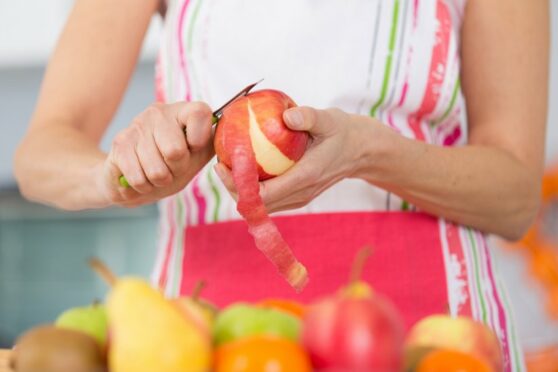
xmin=8 ymin=251 xmax=504 ymax=372
xmin=8 ymin=90 xmax=504 ymax=371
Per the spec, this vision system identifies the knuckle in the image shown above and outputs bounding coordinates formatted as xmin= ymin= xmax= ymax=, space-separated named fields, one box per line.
xmin=127 ymin=174 xmax=148 ymax=188
xmin=303 ymin=106 xmax=318 ymax=123
xmin=326 ymin=107 xmax=347 ymax=122
xmin=135 ymin=105 xmax=164 ymax=128
xmin=186 ymin=101 xmax=212 ymax=122
xmin=113 ymin=129 xmax=132 ymax=149
xmin=327 ymin=107 xmax=343 ymax=116
xmin=146 ymin=166 xmax=171 ymax=183
xmin=144 ymin=103 xmax=164 ymax=117
xmin=162 ymin=142 xmax=187 ymax=161
xmin=189 ymin=101 xmax=211 ymax=114
xmin=130 ymin=118 xmax=147 ymax=136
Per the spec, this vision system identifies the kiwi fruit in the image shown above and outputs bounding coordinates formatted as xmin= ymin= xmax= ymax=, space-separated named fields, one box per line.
xmin=12 ymin=325 xmax=107 ymax=372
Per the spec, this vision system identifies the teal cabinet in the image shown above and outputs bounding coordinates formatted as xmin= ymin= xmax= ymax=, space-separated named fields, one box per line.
xmin=0 ymin=192 xmax=158 ymax=347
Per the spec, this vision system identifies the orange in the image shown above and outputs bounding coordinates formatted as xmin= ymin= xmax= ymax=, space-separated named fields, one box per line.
xmin=257 ymin=299 xmax=306 ymax=318
xmin=417 ymin=349 xmax=493 ymax=372
xmin=526 ymin=345 xmax=558 ymax=372
xmin=214 ymin=336 xmax=312 ymax=372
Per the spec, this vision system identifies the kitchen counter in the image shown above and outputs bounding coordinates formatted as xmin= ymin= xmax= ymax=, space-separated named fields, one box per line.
xmin=0 ymin=349 xmax=13 ymax=372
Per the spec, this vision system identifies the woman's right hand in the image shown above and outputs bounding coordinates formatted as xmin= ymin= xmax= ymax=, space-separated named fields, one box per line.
xmin=98 ymin=101 xmax=214 ymax=207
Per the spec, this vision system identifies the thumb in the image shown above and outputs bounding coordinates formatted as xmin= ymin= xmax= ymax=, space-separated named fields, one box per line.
xmin=283 ymin=106 xmax=336 ymax=137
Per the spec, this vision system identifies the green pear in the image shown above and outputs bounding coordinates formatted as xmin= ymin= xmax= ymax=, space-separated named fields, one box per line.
xmin=55 ymin=304 xmax=108 ymax=347
xmin=107 ymin=278 xmax=211 ymax=372
xmin=213 ymin=303 xmax=301 ymax=346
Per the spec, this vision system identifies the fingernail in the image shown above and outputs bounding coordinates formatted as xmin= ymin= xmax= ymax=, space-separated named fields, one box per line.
xmin=284 ymin=109 xmax=303 ymax=129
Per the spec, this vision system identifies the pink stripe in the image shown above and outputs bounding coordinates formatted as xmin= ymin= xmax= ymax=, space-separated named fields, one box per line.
xmin=408 ymin=0 xmax=452 ymax=141
xmin=387 ymin=115 xmax=399 ymax=131
xmin=183 ymin=186 xmax=193 ymax=226
xmin=397 ymin=79 xmax=410 ymax=108
xmin=192 ymin=175 xmax=207 ymax=225
xmin=473 ymin=232 xmax=498 ymax=335
xmin=446 ymin=222 xmax=473 ymax=316
xmin=158 ymin=198 xmax=176 ymax=289
xmin=154 ymin=54 xmax=166 ymax=103
xmin=413 ymin=0 xmax=420 ymax=28
xmin=480 ymin=235 xmax=512 ymax=371
xmin=390 ymin=0 xmax=418 ymax=133
xmin=177 ymin=0 xmax=209 ymax=225
xmin=178 ymin=0 xmax=192 ymax=102
xmin=442 ymin=125 xmax=461 ymax=146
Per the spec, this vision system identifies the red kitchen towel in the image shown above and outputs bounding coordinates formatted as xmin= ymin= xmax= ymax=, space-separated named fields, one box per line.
xmin=181 ymin=211 xmax=447 ymax=329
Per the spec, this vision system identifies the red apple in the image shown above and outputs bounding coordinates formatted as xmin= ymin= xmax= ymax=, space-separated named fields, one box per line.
xmin=214 ymin=89 xmax=308 ymax=180
xmin=405 ymin=315 xmax=503 ymax=371
xmin=213 ymin=89 xmax=309 ymax=291
xmin=302 ymin=291 xmax=405 ymax=371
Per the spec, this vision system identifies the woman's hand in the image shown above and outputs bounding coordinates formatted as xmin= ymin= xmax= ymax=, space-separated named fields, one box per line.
xmin=215 ymin=106 xmax=373 ymax=213
xmin=99 ymin=102 xmax=214 ymax=207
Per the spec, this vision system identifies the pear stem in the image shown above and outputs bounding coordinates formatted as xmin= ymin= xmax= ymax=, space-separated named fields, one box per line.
xmin=88 ymin=258 xmax=117 ymax=287
xmin=349 ymin=246 xmax=373 ymax=284
xmin=191 ymin=280 xmax=206 ymax=301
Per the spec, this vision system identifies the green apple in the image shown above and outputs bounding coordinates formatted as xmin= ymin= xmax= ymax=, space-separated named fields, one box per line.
xmin=55 ymin=303 xmax=108 ymax=347
xmin=213 ymin=303 xmax=301 ymax=346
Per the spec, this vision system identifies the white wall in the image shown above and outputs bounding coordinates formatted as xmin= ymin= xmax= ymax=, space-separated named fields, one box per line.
xmin=0 ymin=0 xmax=161 ymax=66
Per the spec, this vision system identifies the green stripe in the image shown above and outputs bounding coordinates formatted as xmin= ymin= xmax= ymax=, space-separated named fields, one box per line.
xmin=184 ymin=0 xmax=223 ymax=222
xmin=466 ymin=228 xmax=488 ymax=324
xmin=187 ymin=0 xmax=203 ymax=48
xmin=496 ymin=278 xmax=523 ymax=371
xmin=430 ymin=78 xmax=461 ymax=127
xmin=207 ymin=167 xmax=222 ymax=222
xmin=171 ymin=195 xmax=185 ymax=295
xmin=370 ymin=0 xmax=401 ymax=117
xmin=401 ymin=200 xmax=410 ymax=211
xmin=186 ymin=0 xmax=204 ymax=94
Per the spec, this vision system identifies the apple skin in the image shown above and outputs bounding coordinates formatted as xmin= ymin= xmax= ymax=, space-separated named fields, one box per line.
xmin=302 ymin=294 xmax=405 ymax=371
xmin=55 ymin=303 xmax=109 ymax=348
xmin=213 ymin=303 xmax=301 ymax=346
xmin=405 ymin=315 xmax=504 ymax=372
xmin=214 ymin=89 xmax=308 ymax=180
xmin=171 ymin=297 xmax=218 ymax=338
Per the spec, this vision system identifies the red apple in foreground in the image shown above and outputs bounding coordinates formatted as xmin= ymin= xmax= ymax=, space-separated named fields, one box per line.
xmin=213 ymin=89 xmax=309 ymax=291
xmin=302 ymin=288 xmax=405 ymax=371
xmin=214 ymin=89 xmax=309 ymax=180
xmin=405 ymin=315 xmax=503 ymax=371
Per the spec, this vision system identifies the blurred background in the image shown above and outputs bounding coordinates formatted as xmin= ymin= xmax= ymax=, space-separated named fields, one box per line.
xmin=0 ymin=0 xmax=557 ymax=361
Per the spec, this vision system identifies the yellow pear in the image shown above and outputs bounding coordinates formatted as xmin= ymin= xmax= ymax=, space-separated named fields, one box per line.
xmin=107 ymin=278 xmax=211 ymax=372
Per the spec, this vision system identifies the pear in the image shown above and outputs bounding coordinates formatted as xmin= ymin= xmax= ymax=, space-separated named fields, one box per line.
xmin=89 ymin=259 xmax=211 ymax=372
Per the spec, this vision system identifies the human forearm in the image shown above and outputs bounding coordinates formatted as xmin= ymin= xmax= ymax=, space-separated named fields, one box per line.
xmin=14 ymin=121 xmax=109 ymax=210
xmin=356 ymin=118 xmax=541 ymax=240
xmin=15 ymin=102 xmax=216 ymax=211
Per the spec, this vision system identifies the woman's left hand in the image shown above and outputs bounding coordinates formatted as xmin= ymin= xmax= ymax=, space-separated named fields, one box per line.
xmin=214 ymin=106 xmax=371 ymax=213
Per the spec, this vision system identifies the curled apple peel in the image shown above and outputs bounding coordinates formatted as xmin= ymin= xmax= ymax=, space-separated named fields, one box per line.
xmin=214 ymin=89 xmax=309 ymax=291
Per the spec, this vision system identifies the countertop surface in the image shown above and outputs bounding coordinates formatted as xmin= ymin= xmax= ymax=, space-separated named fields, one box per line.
xmin=0 ymin=349 xmax=12 ymax=372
